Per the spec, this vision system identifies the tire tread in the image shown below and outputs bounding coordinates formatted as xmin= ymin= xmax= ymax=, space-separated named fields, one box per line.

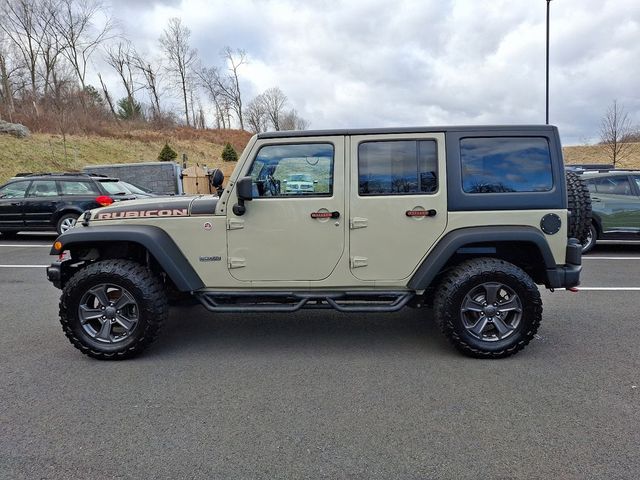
xmin=59 ymin=259 xmax=168 ymax=360
xmin=434 ymin=258 xmax=543 ymax=359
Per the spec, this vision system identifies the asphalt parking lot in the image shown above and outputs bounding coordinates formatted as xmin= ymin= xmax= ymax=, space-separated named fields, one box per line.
xmin=1 ymin=234 xmax=639 ymax=480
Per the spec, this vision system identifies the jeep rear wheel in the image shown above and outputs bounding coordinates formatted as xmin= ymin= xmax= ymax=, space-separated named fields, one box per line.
xmin=434 ymin=258 xmax=542 ymax=358
xmin=566 ymin=171 xmax=592 ymax=243
xmin=59 ymin=260 xmax=168 ymax=360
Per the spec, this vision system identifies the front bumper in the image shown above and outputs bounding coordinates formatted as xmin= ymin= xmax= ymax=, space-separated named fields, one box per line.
xmin=46 ymin=260 xmax=75 ymax=289
xmin=546 ymin=238 xmax=582 ymax=289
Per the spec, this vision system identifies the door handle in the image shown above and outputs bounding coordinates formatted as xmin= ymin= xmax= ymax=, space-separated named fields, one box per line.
xmin=406 ymin=209 xmax=437 ymax=217
xmin=10 ymin=202 xmax=22 ymax=206
xmin=311 ymin=211 xmax=340 ymax=219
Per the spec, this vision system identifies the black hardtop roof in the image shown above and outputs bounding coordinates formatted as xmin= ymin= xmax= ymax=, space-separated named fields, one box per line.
xmin=257 ymin=124 xmax=558 ymax=139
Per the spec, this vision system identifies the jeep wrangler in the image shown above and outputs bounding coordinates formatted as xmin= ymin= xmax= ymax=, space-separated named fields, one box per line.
xmin=46 ymin=126 xmax=590 ymax=360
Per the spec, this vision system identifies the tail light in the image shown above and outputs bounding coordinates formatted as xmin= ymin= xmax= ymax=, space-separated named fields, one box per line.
xmin=95 ymin=195 xmax=114 ymax=206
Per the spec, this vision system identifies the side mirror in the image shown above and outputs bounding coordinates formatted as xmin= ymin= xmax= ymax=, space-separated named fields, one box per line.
xmin=232 ymin=176 xmax=253 ymax=216
xmin=210 ymin=168 xmax=224 ymax=188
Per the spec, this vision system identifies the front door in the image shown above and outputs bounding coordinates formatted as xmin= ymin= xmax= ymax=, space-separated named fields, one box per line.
xmin=227 ymin=137 xmax=345 ymax=281
xmin=349 ymin=133 xmax=448 ymax=281
xmin=0 ymin=180 xmax=30 ymax=230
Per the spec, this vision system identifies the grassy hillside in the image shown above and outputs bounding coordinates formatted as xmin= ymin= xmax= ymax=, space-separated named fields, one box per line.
xmin=563 ymin=143 xmax=640 ymax=169
xmin=2 ymin=130 xmax=639 ymax=186
xmin=0 ymin=128 xmax=252 ymax=184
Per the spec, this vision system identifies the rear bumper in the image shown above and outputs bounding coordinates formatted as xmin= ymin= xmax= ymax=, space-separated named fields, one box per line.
xmin=546 ymin=238 xmax=582 ymax=289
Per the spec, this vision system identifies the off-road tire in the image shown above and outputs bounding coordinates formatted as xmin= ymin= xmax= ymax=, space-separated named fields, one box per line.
xmin=56 ymin=213 xmax=79 ymax=234
xmin=566 ymin=171 xmax=592 ymax=243
xmin=59 ymin=260 xmax=168 ymax=360
xmin=434 ymin=258 xmax=543 ymax=359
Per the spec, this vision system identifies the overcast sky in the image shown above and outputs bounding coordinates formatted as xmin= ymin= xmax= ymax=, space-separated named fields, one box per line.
xmin=96 ymin=0 xmax=640 ymax=145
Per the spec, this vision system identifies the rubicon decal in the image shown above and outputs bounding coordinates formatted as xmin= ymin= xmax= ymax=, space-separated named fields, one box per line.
xmin=95 ymin=208 xmax=189 ymax=220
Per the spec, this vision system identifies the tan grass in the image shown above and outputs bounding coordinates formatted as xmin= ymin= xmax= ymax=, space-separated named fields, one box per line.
xmin=0 ymin=131 xmax=250 ymax=183
xmin=563 ymin=143 xmax=640 ymax=169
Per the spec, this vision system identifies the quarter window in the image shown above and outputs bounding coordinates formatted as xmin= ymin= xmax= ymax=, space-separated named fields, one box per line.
xmin=358 ymin=140 xmax=438 ymax=195
xmin=248 ymin=143 xmax=334 ymax=197
xmin=460 ymin=137 xmax=553 ymax=193
xmin=0 ymin=181 xmax=30 ymax=199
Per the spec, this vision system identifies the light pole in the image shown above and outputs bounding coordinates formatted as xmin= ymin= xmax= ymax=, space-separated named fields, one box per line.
xmin=546 ymin=0 xmax=552 ymax=124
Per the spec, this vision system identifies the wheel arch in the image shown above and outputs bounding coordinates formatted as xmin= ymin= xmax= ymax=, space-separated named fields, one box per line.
xmin=408 ymin=226 xmax=558 ymax=290
xmin=590 ymin=212 xmax=603 ymax=235
xmin=51 ymin=225 xmax=204 ymax=292
xmin=52 ymin=207 xmax=84 ymax=224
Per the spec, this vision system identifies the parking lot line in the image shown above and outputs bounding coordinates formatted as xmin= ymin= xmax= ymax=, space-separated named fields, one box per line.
xmin=0 ymin=244 xmax=50 ymax=248
xmin=584 ymin=257 xmax=640 ymax=260
xmin=575 ymin=287 xmax=640 ymax=291
xmin=0 ymin=265 xmax=48 ymax=268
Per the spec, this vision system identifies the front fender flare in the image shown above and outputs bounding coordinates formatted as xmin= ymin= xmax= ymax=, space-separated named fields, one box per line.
xmin=50 ymin=225 xmax=204 ymax=292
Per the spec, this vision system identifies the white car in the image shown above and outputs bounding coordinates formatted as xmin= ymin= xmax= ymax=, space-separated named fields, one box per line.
xmin=284 ymin=174 xmax=315 ymax=194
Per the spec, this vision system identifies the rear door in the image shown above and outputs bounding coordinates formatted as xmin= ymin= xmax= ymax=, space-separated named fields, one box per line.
xmin=349 ymin=133 xmax=447 ymax=281
xmin=0 ymin=180 xmax=30 ymax=230
xmin=23 ymin=179 xmax=61 ymax=228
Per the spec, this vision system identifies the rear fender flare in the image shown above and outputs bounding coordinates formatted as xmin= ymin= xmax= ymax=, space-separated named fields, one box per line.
xmin=407 ymin=226 xmax=557 ymax=289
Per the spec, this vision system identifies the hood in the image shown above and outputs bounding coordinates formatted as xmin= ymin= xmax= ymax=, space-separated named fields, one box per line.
xmin=89 ymin=195 xmax=218 ymax=221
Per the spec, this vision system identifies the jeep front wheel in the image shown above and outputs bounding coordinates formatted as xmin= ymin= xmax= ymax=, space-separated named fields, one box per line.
xmin=59 ymin=260 xmax=168 ymax=360
xmin=434 ymin=258 xmax=542 ymax=358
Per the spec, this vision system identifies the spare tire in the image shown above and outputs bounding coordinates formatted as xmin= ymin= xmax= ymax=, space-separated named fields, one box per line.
xmin=565 ymin=170 xmax=592 ymax=244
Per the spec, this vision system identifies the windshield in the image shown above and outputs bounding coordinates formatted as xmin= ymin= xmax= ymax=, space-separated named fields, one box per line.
xmin=120 ymin=181 xmax=152 ymax=194
xmin=99 ymin=180 xmax=153 ymax=195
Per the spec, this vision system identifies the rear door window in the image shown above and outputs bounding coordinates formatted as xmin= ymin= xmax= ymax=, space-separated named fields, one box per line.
xmin=358 ymin=140 xmax=438 ymax=195
xmin=588 ymin=176 xmax=633 ymax=195
xmin=59 ymin=180 xmax=99 ymax=196
xmin=27 ymin=180 xmax=58 ymax=197
xmin=460 ymin=137 xmax=553 ymax=193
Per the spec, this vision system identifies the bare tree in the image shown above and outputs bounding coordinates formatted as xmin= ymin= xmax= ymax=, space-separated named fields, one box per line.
xmin=243 ymin=94 xmax=268 ymax=133
xmin=279 ymin=108 xmax=309 ymax=131
xmin=132 ymin=52 xmax=163 ymax=120
xmin=215 ymin=46 xmax=246 ymax=129
xmin=159 ymin=17 xmax=197 ymax=126
xmin=104 ymin=41 xmax=138 ymax=113
xmin=0 ymin=0 xmax=47 ymax=102
xmin=97 ymin=71 xmax=117 ymax=119
xmin=197 ymin=66 xmax=229 ymax=129
xmin=54 ymin=0 xmax=113 ymax=90
xmin=0 ymin=31 xmax=17 ymax=118
xmin=36 ymin=0 xmax=65 ymax=98
xmin=600 ymin=100 xmax=634 ymax=167
xmin=261 ymin=86 xmax=287 ymax=131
